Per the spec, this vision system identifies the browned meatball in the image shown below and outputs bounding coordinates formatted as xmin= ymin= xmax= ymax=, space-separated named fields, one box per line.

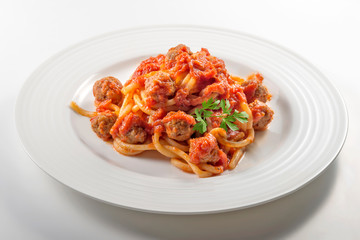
xmin=254 ymin=84 xmax=270 ymax=103
xmin=166 ymin=44 xmax=192 ymax=61
xmin=162 ymin=111 xmax=196 ymax=141
xmin=242 ymin=73 xmax=271 ymax=103
xmin=93 ymin=76 xmax=123 ymax=105
xmin=189 ymin=134 xmax=228 ymax=168
xmin=123 ymin=126 xmax=147 ymax=144
xmin=144 ymin=71 xmax=176 ymax=107
xmin=249 ymin=99 xmax=274 ymax=130
xmin=117 ymin=113 xmax=148 ymax=144
xmin=227 ymin=130 xmax=245 ymax=141
xmin=90 ymin=112 xmax=118 ymax=141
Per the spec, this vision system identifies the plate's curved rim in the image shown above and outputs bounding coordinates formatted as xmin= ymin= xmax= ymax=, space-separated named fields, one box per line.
xmin=15 ymin=25 xmax=349 ymax=214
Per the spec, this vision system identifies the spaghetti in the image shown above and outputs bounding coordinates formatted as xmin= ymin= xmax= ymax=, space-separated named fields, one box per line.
xmin=70 ymin=44 xmax=274 ymax=177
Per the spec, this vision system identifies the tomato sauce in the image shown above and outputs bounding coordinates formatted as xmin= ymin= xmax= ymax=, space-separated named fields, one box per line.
xmin=125 ymin=54 xmax=165 ymax=87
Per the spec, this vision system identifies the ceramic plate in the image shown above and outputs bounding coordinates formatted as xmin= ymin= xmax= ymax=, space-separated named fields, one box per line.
xmin=15 ymin=26 xmax=348 ymax=214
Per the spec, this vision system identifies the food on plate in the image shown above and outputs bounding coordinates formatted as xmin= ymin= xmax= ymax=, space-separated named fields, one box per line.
xmin=70 ymin=44 xmax=274 ymax=177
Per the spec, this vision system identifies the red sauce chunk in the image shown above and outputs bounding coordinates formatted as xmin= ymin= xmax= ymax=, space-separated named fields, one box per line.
xmin=150 ymin=108 xmax=167 ymax=134
xmin=227 ymin=84 xmax=247 ymax=111
xmin=208 ymin=111 xmax=223 ymax=130
xmin=125 ymin=54 xmax=165 ymax=87
xmin=189 ymin=49 xmax=217 ymax=82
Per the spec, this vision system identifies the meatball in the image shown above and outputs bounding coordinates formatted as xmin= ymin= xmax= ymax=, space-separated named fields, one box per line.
xmin=117 ymin=113 xmax=148 ymax=144
xmin=241 ymin=73 xmax=271 ymax=103
xmin=163 ymin=111 xmax=196 ymax=141
xmin=249 ymin=99 xmax=274 ymax=130
xmin=166 ymin=44 xmax=192 ymax=61
xmin=227 ymin=130 xmax=245 ymax=141
xmin=189 ymin=134 xmax=228 ymax=167
xmin=123 ymin=126 xmax=147 ymax=144
xmin=90 ymin=111 xmax=117 ymax=141
xmin=144 ymin=71 xmax=176 ymax=106
xmin=93 ymin=76 xmax=123 ymax=105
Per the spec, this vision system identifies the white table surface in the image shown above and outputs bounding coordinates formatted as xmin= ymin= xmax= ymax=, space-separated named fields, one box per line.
xmin=1 ymin=0 xmax=359 ymax=239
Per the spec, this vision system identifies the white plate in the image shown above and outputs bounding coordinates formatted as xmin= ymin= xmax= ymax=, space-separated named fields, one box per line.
xmin=15 ymin=26 xmax=348 ymax=214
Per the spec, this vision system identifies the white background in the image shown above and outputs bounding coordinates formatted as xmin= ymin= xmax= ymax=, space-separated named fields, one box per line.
xmin=1 ymin=0 xmax=359 ymax=239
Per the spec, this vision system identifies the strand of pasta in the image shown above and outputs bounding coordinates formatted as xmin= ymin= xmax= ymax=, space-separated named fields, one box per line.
xmin=140 ymin=90 xmax=147 ymax=102
xmin=132 ymin=105 xmax=140 ymax=112
xmin=121 ymin=82 xmax=139 ymax=95
xmin=119 ymin=92 xmax=132 ymax=113
xmin=114 ymin=138 xmax=156 ymax=151
xmin=240 ymin=101 xmax=253 ymax=129
xmin=170 ymin=158 xmax=193 ymax=173
xmin=163 ymin=136 xmax=189 ymax=152
xmin=118 ymin=102 xmax=133 ymax=118
xmin=210 ymin=128 xmax=254 ymax=148
xmin=70 ymin=101 xmax=97 ymax=117
xmin=166 ymin=98 xmax=176 ymax=106
xmin=108 ymin=103 xmax=120 ymax=115
xmin=199 ymin=163 xmax=223 ymax=174
xmin=186 ymin=77 xmax=197 ymax=94
xmin=152 ymin=132 xmax=178 ymax=158
xmin=222 ymin=145 xmax=230 ymax=155
xmin=171 ymin=158 xmax=223 ymax=175
xmin=228 ymin=148 xmax=244 ymax=170
xmin=175 ymin=72 xmax=189 ymax=85
xmin=133 ymin=93 xmax=154 ymax=115
xmin=180 ymin=74 xmax=191 ymax=88
xmin=114 ymin=146 xmax=144 ymax=155
xmin=113 ymin=139 xmax=144 ymax=156
xmin=163 ymin=145 xmax=212 ymax=178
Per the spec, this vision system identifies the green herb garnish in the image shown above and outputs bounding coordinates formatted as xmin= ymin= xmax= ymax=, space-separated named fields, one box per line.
xmin=192 ymin=98 xmax=249 ymax=134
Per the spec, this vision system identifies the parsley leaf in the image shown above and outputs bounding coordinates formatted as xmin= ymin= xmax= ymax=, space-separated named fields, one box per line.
xmin=202 ymin=98 xmax=221 ymax=110
xmin=203 ymin=110 xmax=213 ymax=118
xmin=232 ymin=110 xmax=249 ymax=123
xmin=222 ymin=118 xmax=239 ymax=131
xmin=193 ymin=119 xmax=207 ymax=134
xmin=194 ymin=108 xmax=203 ymax=121
xmin=220 ymin=99 xmax=231 ymax=115
xmin=192 ymin=98 xmax=249 ymax=134
xmin=220 ymin=120 xmax=228 ymax=132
